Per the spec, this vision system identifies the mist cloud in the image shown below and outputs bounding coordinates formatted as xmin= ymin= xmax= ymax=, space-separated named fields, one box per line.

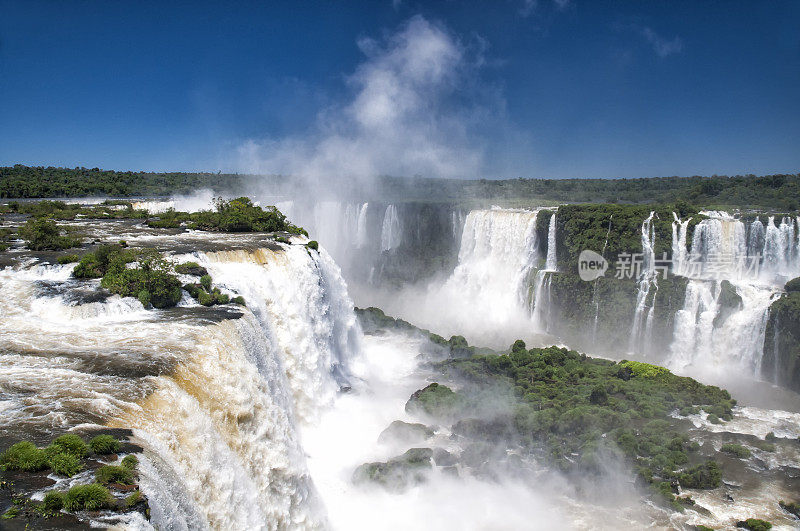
xmin=236 ymin=16 xmax=488 ymax=183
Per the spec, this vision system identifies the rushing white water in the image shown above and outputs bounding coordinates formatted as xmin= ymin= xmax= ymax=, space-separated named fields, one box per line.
xmin=197 ymin=245 xmax=362 ymax=419
xmin=629 ymin=212 xmax=658 ymax=356
xmin=448 ymin=208 xmax=539 ymax=308
xmin=531 ymin=270 xmax=552 ymax=333
xmin=667 ymin=279 xmax=777 ymax=374
xmin=671 ymin=212 xmax=692 ymax=277
xmin=545 ymin=212 xmax=557 ymax=271
xmin=0 ymin=239 xmax=365 ymax=530
xmin=355 ymin=203 xmax=370 ymax=249
xmin=666 ymin=211 xmax=797 ymax=376
xmin=380 ymin=204 xmax=402 ymax=251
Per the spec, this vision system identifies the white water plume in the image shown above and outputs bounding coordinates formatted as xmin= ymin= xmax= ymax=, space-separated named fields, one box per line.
xmin=629 ymin=211 xmax=657 ymax=355
xmin=380 ymin=204 xmax=402 ymax=251
xmin=236 ymin=16 xmax=487 ymax=183
xmin=197 ymin=245 xmax=362 ymax=421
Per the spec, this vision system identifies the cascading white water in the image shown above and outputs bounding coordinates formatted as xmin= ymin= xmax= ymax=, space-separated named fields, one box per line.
xmin=762 ymin=215 xmax=798 ymax=280
xmin=530 ymin=271 xmax=552 ymax=333
xmin=671 ymin=213 xmax=692 ymax=277
xmin=196 ymin=245 xmax=362 ymax=420
xmin=355 ymin=203 xmax=370 ymax=249
xmin=667 ymin=280 xmax=775 ymax=374
xmin=629 ymin=212 xmax=657 ymax=355
xmin=545 ymin=212 xmax=557 ymax=271
xmin=445 ymin=208 xmax=540 ymax=317
xmin=0 ymin=240 xmax=364 ymax=530
xmin=666 ymin=211 xmax=795 ymax=376
xmin=380 ymin=205 xmax=402 ymax=252
xmin=531 ymin=211 xmax=557 ymax=333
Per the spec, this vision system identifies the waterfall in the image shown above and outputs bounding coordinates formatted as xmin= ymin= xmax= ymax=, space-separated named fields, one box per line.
xmin=671 ymin=212 xmax=691 ymax=276
xmin=0 ymin=241 xmax=363 ymax=530
xmin=545 ymin=212 xmax=557 ymax=271
xmin=380 ymin=204 xmax=402 ymax=251
xmin=355 ymin=203 xmax=370 ymax=249
xmin=747 ymin=218 xmax=765 ymax=258
xmin=531 ymin=271 xmax=552 ymax=333
xmin=116 ymin=314 xmax=326 ymax=530
xmin=666 ymin=210 xmax=792 ymax=376
xmin=439 ymin=209 xmax=540 ymax=335
xmin=762 ymin=216 xmax=798 ymax=281
xmin=667 ymin=280 xmax=774 ymax=374
xmin=531 ymin=212 xmax=558 ymax=334
xmin=629 ymin=212 xmax=657 ymax=355
xmin=198 ymin=245 xmax=362 ymax=418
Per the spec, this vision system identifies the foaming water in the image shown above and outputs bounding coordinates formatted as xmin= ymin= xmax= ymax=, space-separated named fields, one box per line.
xmin=114 ymin=315 xmax=325 ymax=530
xmin=197 ymin=244 xmax=362 ymax=420
xmin=302 ymin=331 xmax=659 ymax=531
xmin=0 ymin=243 xmax=363 ymax=529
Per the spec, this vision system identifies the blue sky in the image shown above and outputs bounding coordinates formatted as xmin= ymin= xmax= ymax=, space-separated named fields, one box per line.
xmin=1 ymin=0 xmax=798 ymax=179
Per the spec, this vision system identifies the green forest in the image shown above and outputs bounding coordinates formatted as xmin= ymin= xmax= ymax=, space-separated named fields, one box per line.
xmin=1 ymin=164 xmax=799 ymax=211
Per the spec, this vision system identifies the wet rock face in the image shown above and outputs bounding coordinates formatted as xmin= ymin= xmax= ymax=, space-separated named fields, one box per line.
xmin=378 ymin=421 xmax=434 ymax=445
xmin=352 ymin=448 xmax=433 ymax=491
xmin=762 ymin=291 xmax=800 ymax=393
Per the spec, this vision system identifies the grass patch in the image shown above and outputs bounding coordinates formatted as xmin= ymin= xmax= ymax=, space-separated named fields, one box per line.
xmin=42 ymin=491 xmax=65 ymax=512
xmin=125 ymin=490 xmax=143 ymax=508
xmin=48 ymin=452 xmax=82 ymax=477
xmin=95 ymin=464 xmax=134 ymax=485
xmin=89 ymin=434 xmax=120 ymax=455
xmin=63 ymin=483 xmax=113 ymax=511
xmin=121 ymin=454 xmax=138 ymax=470
xmin=721 ymin=443 xmax=752 ymax=459
xmin=52 ymin=434 xmax=89 ymax=458
xmin=0 ymin=441 xmax=48 ymax=472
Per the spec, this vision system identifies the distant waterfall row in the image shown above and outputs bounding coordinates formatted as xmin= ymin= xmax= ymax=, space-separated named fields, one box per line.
xmin=665 ymin=213 xmax=798 ymax=375
xmin=274 ymin=200 xmax=466 ymax=285
xmin=672 ymin=212 xmax=800 ymax=283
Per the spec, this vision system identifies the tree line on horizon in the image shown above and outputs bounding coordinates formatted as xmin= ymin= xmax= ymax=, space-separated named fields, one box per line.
xmin=1 ymin=164 xmax=798 ymax=211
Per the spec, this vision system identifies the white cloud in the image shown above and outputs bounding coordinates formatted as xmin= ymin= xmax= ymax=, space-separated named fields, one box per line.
xmin=236 ymin=16 xmax=487 ymax=183
xmin=639 ymin=26 xmax=683 ymax=57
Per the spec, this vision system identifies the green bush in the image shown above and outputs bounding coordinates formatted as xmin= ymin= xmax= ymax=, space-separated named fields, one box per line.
xmin=125 ymin=490 xmax=143 ymax=507
xmin=42 ymin=490 xmax=65 ymax=512
xmin=679 ymin=461 xmax=721 ymax=489
xmin=405 ymin=383 xmax=464 ymax=419
xmin=198 ymin=289 xmax=214 ymax=306
xmin=200 ymin=274 xmax=212 ymax=291
xmin=89 ymin=434 xmax=120 ymax=455
xmin=721 ymin=443 xmax=751 ymax=458
xmin=63 ymin=483 xmax=113 ymax=511
xmin=736 ymin=519 xmax=772 ymax=531
xmin=48 ymin=452 xmax=82 ymax=477
xmin=52 ymin=434 xmax=88 ymax=458
xmin=231 ymin=295 xmax=246 ymax=306
xmin=72 ymin=244 xmax=126 ymax=279
xmin=0 ymin=441 xmax=48 ymax=471
xmin=785 ymin=277 xmax=800 ymax=293
xmin=100 ymin=250 xmax=182 ymax=309
xmin=95 ymin=464 xmax=134 ymax=485
xmin=121 ymin=454 xmax=138 ymax=470
xmin=57 ymin=254 xmax=80 ymax=264
xmin=511 ymin=339 xmax=526 ymax=353
xmin=306 ymin=240 xmax=319 ymax=251
xmin=174 ymin=262 xmax=208 ymax=276
xmin=19 ymin=218 xmax=81 ymax=251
